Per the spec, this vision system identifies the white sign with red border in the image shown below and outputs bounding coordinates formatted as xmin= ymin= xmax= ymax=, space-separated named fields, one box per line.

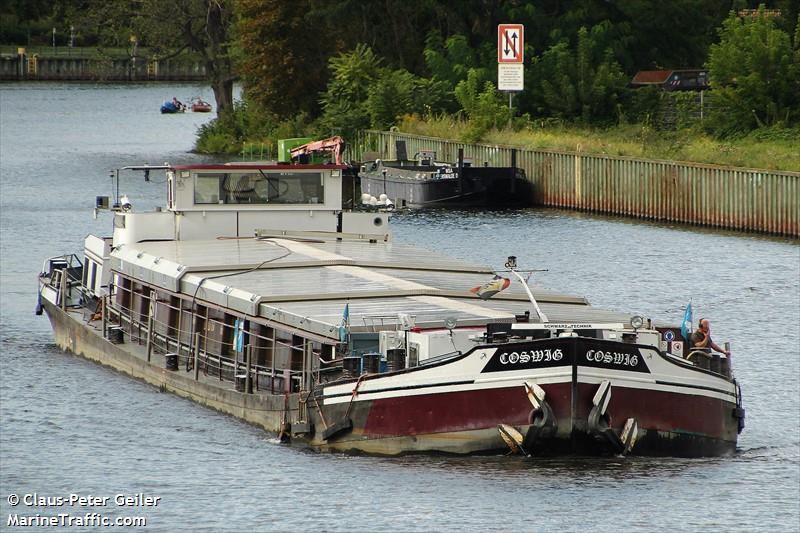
xmin=498 ymin=24 xmax=524 ymax=63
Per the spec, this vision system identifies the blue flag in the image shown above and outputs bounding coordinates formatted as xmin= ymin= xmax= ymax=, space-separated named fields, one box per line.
xmin=234 ymin=318 xmax=245 ymax=352
xmin=680 ymin=301 xmax=693 ymax=341
xmin=338 ymin=303 xmax=350 ymax=342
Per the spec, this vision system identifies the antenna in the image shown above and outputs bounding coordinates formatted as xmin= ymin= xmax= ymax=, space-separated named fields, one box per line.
xmin=505 ymin=256 xmax=549 ymax=323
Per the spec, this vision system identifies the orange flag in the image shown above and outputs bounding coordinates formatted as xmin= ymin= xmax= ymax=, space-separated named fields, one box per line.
xmin=470 ymin=276 xmax=511 ymax=299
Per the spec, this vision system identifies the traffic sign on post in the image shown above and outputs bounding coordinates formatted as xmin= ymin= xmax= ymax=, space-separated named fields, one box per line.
xmin=498 ymin=24 xmax=524 ymax=63
xmin=498 ymin=64 xmax=524 ymax=91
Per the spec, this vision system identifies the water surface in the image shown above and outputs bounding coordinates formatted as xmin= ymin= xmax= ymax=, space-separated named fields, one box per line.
xmin=1 ymin=83 xmax=798 ymax=532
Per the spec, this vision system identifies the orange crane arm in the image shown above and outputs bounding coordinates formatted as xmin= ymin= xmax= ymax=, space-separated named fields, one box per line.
xmin=289 ymin=136 xmax=345 ymax=165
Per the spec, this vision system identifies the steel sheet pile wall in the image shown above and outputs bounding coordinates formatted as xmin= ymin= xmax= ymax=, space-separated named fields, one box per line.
xmin=354 ymin=130 xmax=799 ymax=237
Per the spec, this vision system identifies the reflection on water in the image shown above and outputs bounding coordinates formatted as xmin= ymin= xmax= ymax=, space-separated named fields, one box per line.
xmin=1 ymin=83 xmax=798 ymax=532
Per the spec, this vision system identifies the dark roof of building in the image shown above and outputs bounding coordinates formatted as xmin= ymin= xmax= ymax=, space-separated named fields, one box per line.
xmin=631 ymin=69 xmax=708 ymax=86
xmin=631 ymin=70 xmax=673 ymax=84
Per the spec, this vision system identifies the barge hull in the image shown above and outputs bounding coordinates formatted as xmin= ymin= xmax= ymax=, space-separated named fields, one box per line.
xmin=42 ymin=299 xmax=294 ymax=434
xmin=360 ymin=171 xmax=533 ymax=208
xmin=315 ymin=382 xmax=738 ymax=457
xmin=44 ymin=300 xmax=738 ymax=457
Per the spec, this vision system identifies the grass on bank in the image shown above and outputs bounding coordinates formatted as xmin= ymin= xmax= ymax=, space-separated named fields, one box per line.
xmin=397 ymin=116 xmax=800 ymax=172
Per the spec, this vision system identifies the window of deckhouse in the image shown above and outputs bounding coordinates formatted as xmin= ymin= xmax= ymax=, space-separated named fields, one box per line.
xmin=194 ymin=172 xmax=324 ymax=205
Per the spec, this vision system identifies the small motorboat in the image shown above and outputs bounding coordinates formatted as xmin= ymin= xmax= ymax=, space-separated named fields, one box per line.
xmin=161 ymin=98 xmax=186 ymax=114
xmin=191 ymin=98 xmax=212 ymax=113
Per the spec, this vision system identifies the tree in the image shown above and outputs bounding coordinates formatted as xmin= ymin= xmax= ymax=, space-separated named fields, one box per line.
xmin=422 ymin=32 xmax=483 ymax=112
xmin=529 ymin=24 xmax=628 ymax=123
xmin=318 ymin=44 xmax=450 ymax=136
xmin=612 ymin=0 xmax=730 ymax=69
xmin=70 ymin=0 xmax=236 ymax=117
xmin=707 ymin=6 xmax=800 ymax=134
xmin=319 ymin=44 xmax=383 ymax=135
xmin=237 ymin=0 xmax=338 ymax=119
xmin=236 ymin=0 xmax=452 ymax=119
xmin=136 ymin=0 xmax=236 ymax=117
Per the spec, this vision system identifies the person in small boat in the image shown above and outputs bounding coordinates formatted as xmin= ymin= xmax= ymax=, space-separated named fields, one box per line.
xmin=172 ymin=97 xmax=185 ymax=111
xmin=690 ymin=318 xmax=729 ymax=355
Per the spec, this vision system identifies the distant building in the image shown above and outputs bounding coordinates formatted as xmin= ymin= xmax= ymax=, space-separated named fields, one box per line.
xmin=630 ymin=69 xmax=709 ymax=91
xmin=737 ymin=8 xmax=781 ymax=19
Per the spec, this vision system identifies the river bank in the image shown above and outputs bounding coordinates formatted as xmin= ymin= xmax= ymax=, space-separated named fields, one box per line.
xmin=0 ymin=46 xmax=206 ymax=81
xmin=398 ymin=116 xmax=800 ymax=173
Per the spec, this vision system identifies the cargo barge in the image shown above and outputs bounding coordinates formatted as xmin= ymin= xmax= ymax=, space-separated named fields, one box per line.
xmin=358 ymin=142 xmax=532 ymax=208
xmin=37 ymin=161 xmax=744 ymax=456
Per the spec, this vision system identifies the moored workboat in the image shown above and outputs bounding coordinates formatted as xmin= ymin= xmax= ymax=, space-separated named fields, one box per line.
xmin=37 ymin=159 xmax=744 ymax=457
xmin=359 ymin=141 xmax=532 ymax=208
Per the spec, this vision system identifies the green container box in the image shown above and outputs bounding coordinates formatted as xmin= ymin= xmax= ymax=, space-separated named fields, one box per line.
xmin=277 ymin=137 xmax=314 ymax=163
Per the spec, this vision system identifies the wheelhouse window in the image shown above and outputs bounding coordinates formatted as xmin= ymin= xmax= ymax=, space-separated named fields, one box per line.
xmin=194 ymin=172 xmax=324 ymax=205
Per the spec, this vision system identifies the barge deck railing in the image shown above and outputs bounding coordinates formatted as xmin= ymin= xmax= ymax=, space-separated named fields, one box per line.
xmin=100 ymin=285 xmax=325 ymax=396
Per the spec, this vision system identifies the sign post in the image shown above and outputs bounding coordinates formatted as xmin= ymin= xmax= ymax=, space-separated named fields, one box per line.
xmin=497 ymin=24 xmax=524 ymax=117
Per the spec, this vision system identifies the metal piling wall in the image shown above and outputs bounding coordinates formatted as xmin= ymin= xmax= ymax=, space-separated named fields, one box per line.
xmin=354 ymin=130 xmax=799 ymax=237
xmin=0 ymin=53 xmax=207 ymax=81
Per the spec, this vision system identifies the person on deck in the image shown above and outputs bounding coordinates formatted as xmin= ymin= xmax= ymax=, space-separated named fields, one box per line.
xmin=690 ymin=318 xmax=730 ymax=355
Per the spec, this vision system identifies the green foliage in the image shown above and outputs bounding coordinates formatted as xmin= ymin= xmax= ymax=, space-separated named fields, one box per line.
xmin=706 ymin=6 xmax=800 ymax=136
xmin=319 ymin=45 xmax=450 ymax=137
xmin=424 ymin=33 xmax=476 ymax=85
xmin=454 ymin=69 xmax=511 ymax=142
xmin=366 ymin=69 xmax=417 ymax=130
xmin=673 ymin=92 xmax=702 ymax=130
xmin=319 ymin=44 xmax=382 ymax=135
xmin=410 ymin=77 xmax=452 ymax=117
xmin=195 ymin=97 xmax=323 ymax=156
xmin=530 ymin=25 xmax=628 ymax=124
xmin=740 ymin=124 xmax=800 ymax=145
xmin=195 ymin=99 xmax=279 ymax=154
xmin=421 ymin=32 xmax=483 ymax=113
xmin=623 ymin=86 xmax=663 ymax=125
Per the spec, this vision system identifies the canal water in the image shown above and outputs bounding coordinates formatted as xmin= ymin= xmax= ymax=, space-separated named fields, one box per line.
xmin=1 ymin=83 xmax=798 ymax=532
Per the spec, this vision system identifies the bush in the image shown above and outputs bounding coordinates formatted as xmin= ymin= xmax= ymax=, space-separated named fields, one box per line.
xmin=623 ymin=86 xmax=663 ymax=125
xmin=195 ymin=131 xmax=240 ymax=154
xmin=195 ymin=99 xmax=293 ymax=155
xmin=320 ymin=44 xmax=452 ymax=137
xmin=454 ymin=69 xmax=511 ymax=142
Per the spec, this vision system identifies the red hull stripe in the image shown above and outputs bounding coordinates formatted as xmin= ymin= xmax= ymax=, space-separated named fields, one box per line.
xmin=363 ymin=385 xmax=555 ymax=436
xmin=574 ymin=383 xmax=735 ymax=438
xmin=363 ymin=383 xmax=734 ymax=439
